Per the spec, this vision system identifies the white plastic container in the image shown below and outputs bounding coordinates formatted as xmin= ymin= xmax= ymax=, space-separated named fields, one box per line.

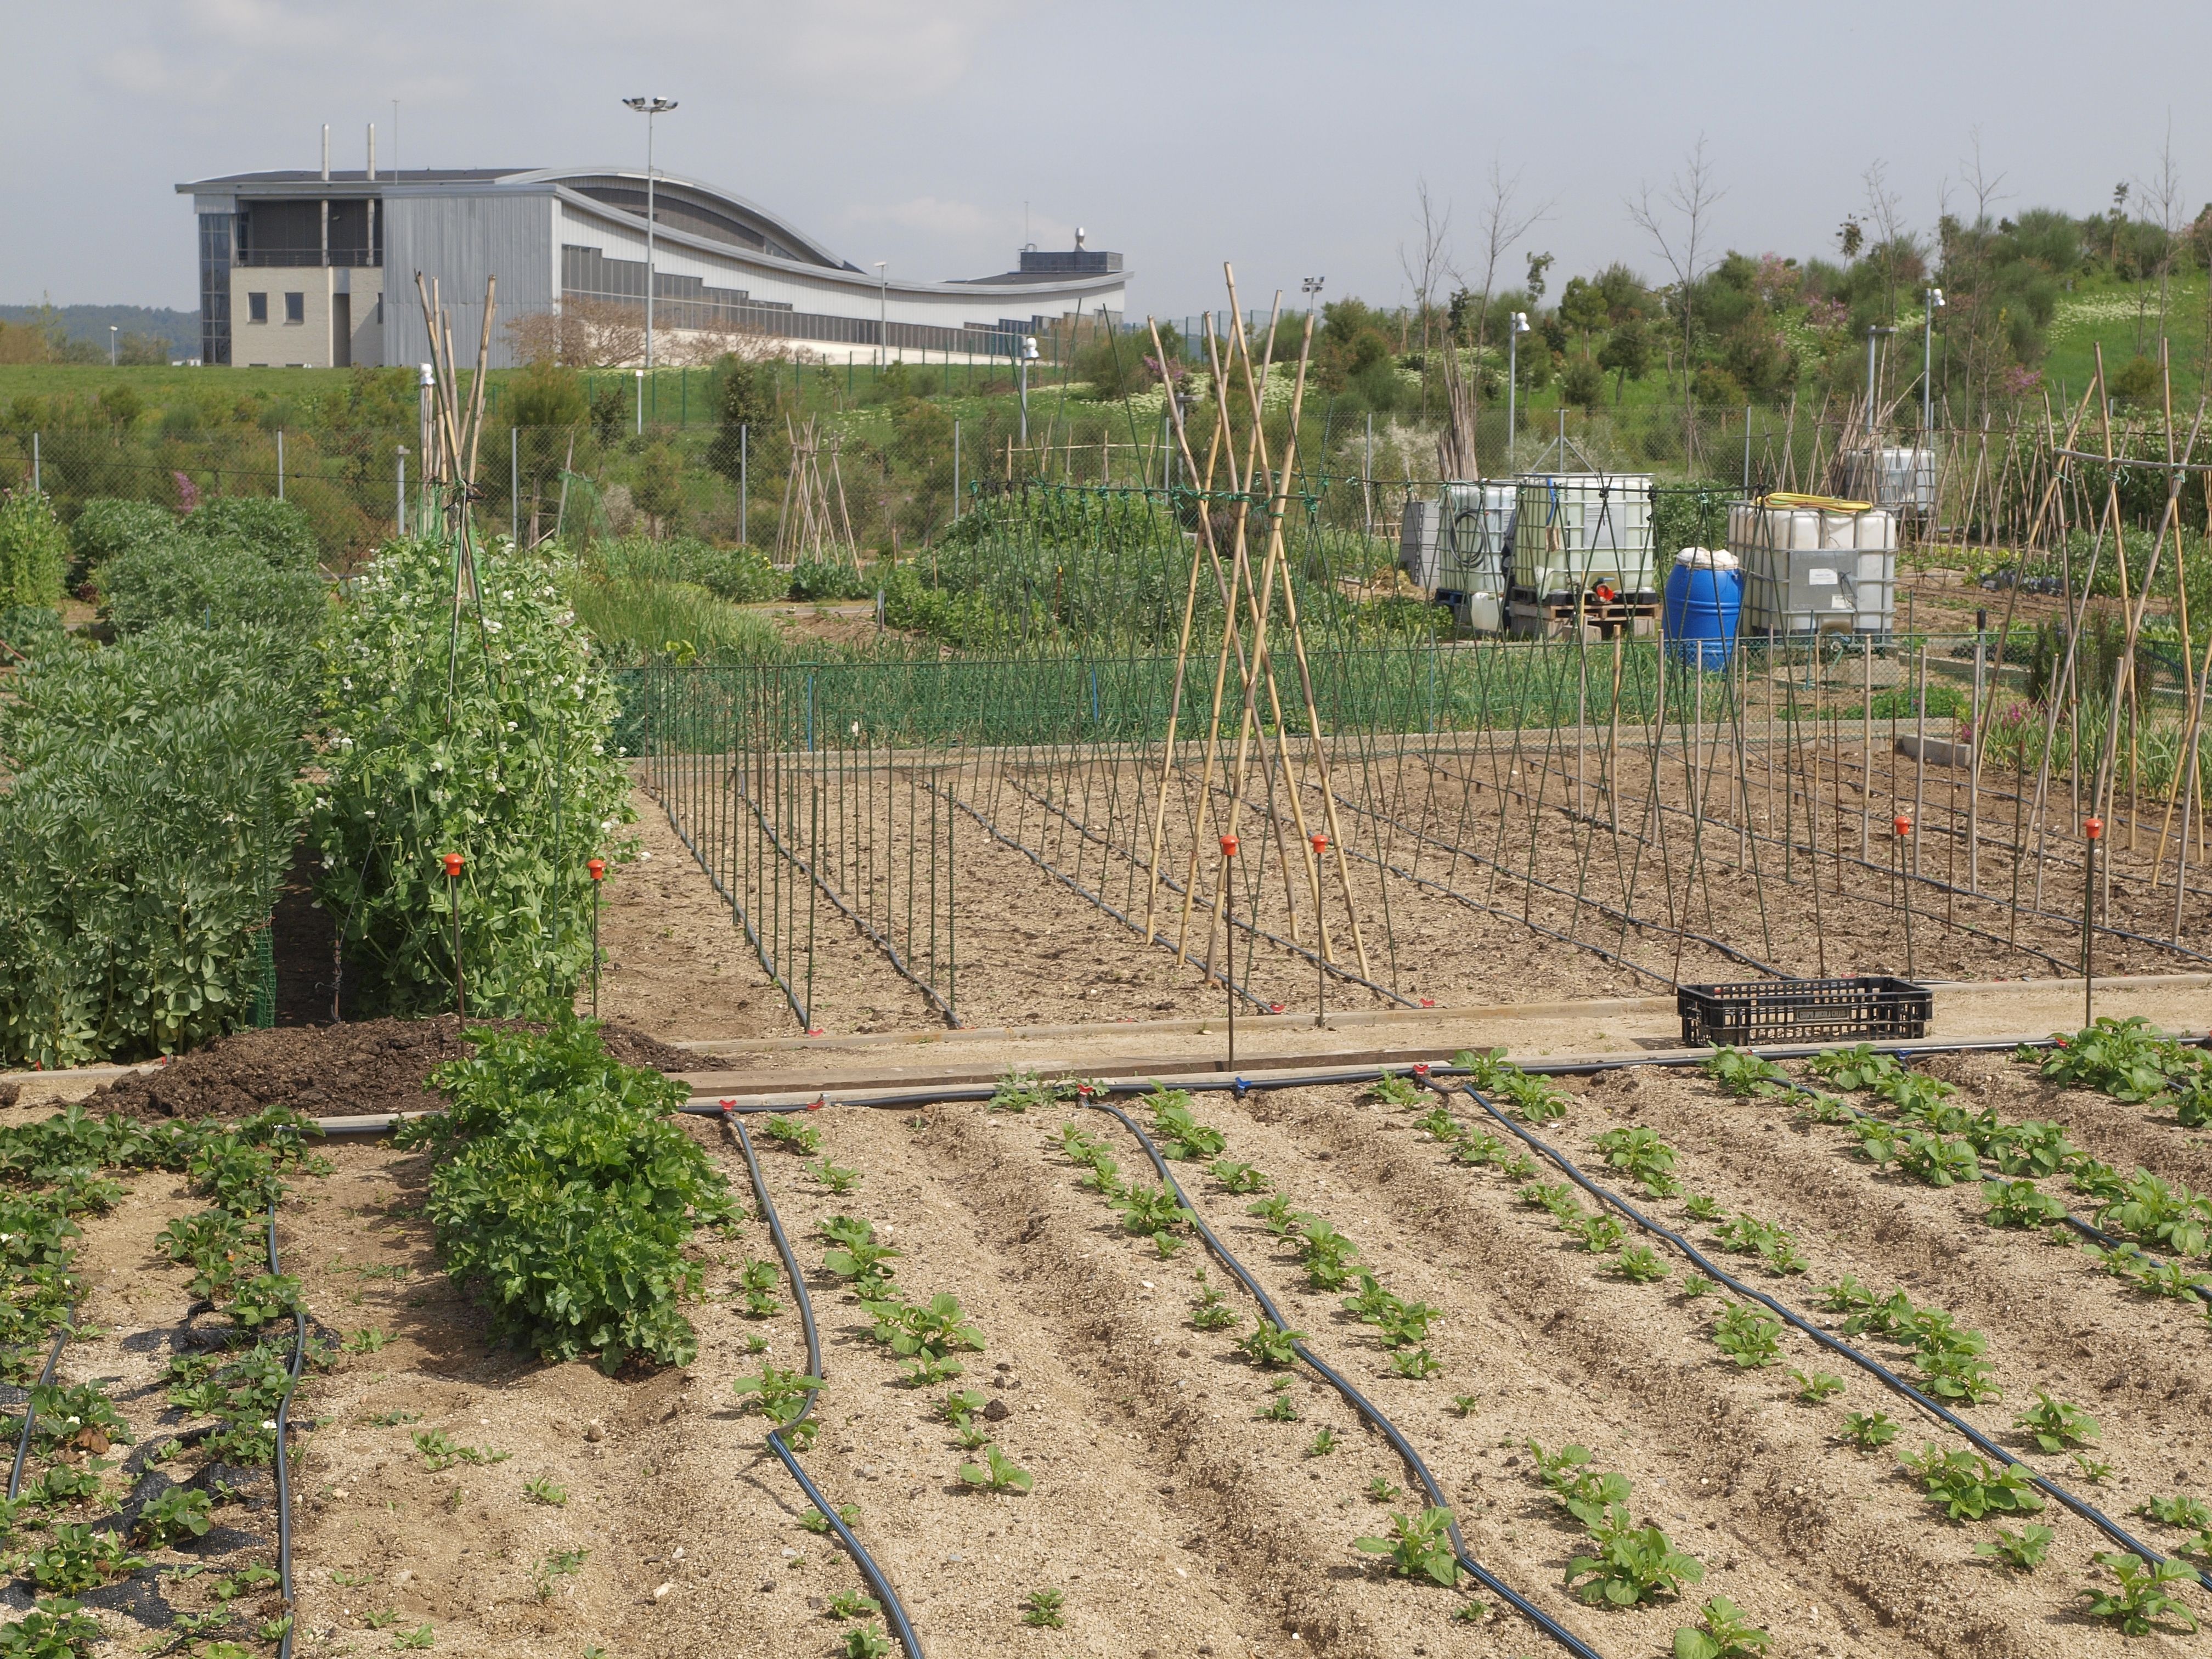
xmin=1728 ymin=500 xmax=1896 ymax=636
xmin=1511 ymin=472 xmax=1655 ymax=603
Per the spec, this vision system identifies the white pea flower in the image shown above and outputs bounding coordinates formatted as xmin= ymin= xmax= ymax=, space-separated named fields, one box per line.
xmin=592 ymin=744 xmax=604 ymax=755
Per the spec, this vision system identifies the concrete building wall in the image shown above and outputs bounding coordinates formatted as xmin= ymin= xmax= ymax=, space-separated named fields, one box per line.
xmin=383 ymin=189 xmax=557 ymax=371
xmin=229 ymin=265 xmax=385 ymax=367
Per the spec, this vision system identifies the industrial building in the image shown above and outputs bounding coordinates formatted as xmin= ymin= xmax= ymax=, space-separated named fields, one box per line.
xmin=176 ymin=150 xmax=1126 ymax=370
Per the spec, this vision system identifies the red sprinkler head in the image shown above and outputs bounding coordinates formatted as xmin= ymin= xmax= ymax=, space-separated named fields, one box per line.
xmin=442 ymin=852 xmax=464 ymax=878
xmin=587 ymin=857 xmax=606 ymax=882
xmin=1892 ymin=815 xmax=1912 ymax=838
xmin=1310 ymin=832 xmax=1328 ymax=853
xmin=1219 ymin=834 xmax=1240 ymax=859
xmin=2084 ymin=816 xmax=2104 ymax=840
xmin=1593 ymin=582 xmax=1616 ymax=604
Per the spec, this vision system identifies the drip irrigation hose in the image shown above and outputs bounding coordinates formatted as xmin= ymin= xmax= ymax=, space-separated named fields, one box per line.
xmin=1079 ymin=1096 xmax=1607 ymax=1659
xmin=1424 ymin=1077 xmax=2194 ymax=1582
xmin=6 ymin=1302 xmax=75 ymax=1502
xmin=270 ymin=1191 xmax=308 ymax=1659
xmin=717 ymin=1109 xmax=927 ymax=1659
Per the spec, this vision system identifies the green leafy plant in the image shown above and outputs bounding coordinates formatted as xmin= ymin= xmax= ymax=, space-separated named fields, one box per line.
xmin=532 ymin=1547 xmax=589 ymax=1601
xmin=1147 ymin=1090 xmax=1227 ymax=1160
xmin=809 ymin=1160 xmax=862 ymax=1195
xmin=1899 ymin=1445 xmax=2045 ymax=1522
xmin=1257 ymin=1381 xmax=1300 ymax=1422
xmin=1387 ymin=1347 xmax=1443 ymax=1380
xmin=1209 ymin=1159 xmax=1271 ymax=1194
xmin=1710 ymin=1304 xmax=1784 ymax=1369
xmin=1702 ymin=1047 xmax=1790 ymax=1098
xmin=802 ymin=1504 xmax=860 ymax=1536
xmin=131 ymin=1486 xmax=214 ymax=1547
xmin=1020 ymin=1588 xmax=1066 ymax=1628
xmin=1366 ymin=1477 xmax=1403 ymax=1504
xmin=759 ymin=1114 xmax=822 ymax=1156
xmin=1614 ymin=1245 xmax=1672 ymax=1283
xmin=1790 ymin=1370 xmax=1844 ymax=1403
xmin=2074 ymin=1453 xmax=2115 ymax=1483
xmin=1975 ymin=1524 xmax=2053 ymax=1572
xmin=1237 ymin=1318 xmax=1303 ymax=1370
xmin=825 ymin=1590 xmax=881 ymax=1621
xmin=1590 ymin=1125 xmax=1679 ymax=1194
xmin=16 ymin=1522 xmax=146 ymax=1593
xmin=1354 ymin=1506 xmax=1460 ymax=1587
xmin=1190 ymin=1282 xmax=1239 ymax=1332
xmin=842 ymin=1626 xmax=893 ymax=1659
xmin=958 ymin=1443 xmax=1033 ymax=1494
xmin=523 ymin=1475 xmax=567 ymax=1507
xmin=393 ymin=1626 xmax=437 ymax=1651
xmin=1672 ymin=1595 xmax=1773 ymax=1659
xmin=0 ymin=1597 xmax=105 ymax=1659
xmin=732 ymin=1363 xmax=823 ymax=1423
xmin=2034 ymin=1018 xmax=2197 ymax=1103
xmin=1567 ymin=1505 xmax=1703 ymax=1607
xmin=2013 ymin=1390 xmax=2098 ymax=1454
xmin=1307 ymin=1430 xmax=1339 ymax=1458
xmin=2141 ymin=1493 xmax=2212 ymax=1531
xmin=2079 ymin=1552 xmax=2200 ymax=1635
xmin=397 ymin=1020 xmax=731 ymax=1373
xmin=1679 ymin=1273 xmax=1713 ymax=1298
xmin=1810 ymin=1044 xmax=1899 ymax=1092
xmin=1680 ymin=1195 xmax=1724 ymax=1223
xmin=1368 ymin=1071 xmax=1425 ymax=1109
xmin=1567 ymin=1212 xmax=1627 ymax=1254
xmin=1981 ymin=1180 xmax=2070 ymax=1229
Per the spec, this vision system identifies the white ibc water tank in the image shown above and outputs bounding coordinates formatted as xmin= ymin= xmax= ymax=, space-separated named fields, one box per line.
xmin=1728 ymin=498 xmax=1896 ymax=636
xmin=1513 ymin=473 xmax=1655 ymax=601
xmin=1440 ymin=482 xmax=1517 ymax=595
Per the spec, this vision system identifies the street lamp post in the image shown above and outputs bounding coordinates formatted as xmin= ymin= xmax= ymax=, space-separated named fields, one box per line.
xmin=874 ymin=261 xmax=888 ymax=370
xmin=1018 ymin=334 xmax=1039 ymax=445
xmin=1506 ymin=311 xmax=1531 ymax=470
xmin=1921 ymin=287 xmax=1944 ymax=437
xmin=622 ymin=95 xmax=678 ymax=399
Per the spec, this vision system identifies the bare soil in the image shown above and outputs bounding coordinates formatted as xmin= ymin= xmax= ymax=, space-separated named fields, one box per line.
xmin=20 ymin=1035 xmax=2212 ymax=1656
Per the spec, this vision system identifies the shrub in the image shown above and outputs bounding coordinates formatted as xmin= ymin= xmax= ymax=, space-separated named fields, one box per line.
xmin=67 ymin=497 xmax=174 ymax=583
xmin=791 ymin=558 xmax=868 ymax=602
xmin=98 ymin=538 xmax=328 ymax=651
xmin=308 ymin=537 xmax=635 ymax=1017
xmin=180 ymin=496 xmax=319 ymax=569
xmin=0 ymin=628 xmax=306 ymax=1066
xmin=0 ymin=489 xmax=67 ymax=610
xmin=403 ymin=1019 xmax=732 ymax=1372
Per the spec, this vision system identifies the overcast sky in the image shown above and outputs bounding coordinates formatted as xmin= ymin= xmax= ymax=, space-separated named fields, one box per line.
xmin=5 ymin=0 xmax=2209 ymax=320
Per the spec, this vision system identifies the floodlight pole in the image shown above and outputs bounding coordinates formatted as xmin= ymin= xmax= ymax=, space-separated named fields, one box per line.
xmin=1506 ymin=311 xmax=1530 ymax=470
xmin=624 ymin=95 xmax=678 ymax=398
xmin=875 ymin=261 xmax=888 ymax=370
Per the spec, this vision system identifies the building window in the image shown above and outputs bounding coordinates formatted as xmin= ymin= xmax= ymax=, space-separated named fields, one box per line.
xmin=284 ymin=292 xmax=305 ymax=325
xmin=247 ymin=292 xmax=268 ymax=325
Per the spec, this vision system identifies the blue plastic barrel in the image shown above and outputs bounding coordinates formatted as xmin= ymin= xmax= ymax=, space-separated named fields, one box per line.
xmin=1663 ymin=551 xmax=1742 ymax=670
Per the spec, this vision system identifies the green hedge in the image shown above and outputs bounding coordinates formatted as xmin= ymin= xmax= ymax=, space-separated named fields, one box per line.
xmin=308 ymin=538 xmax=636 ymax=1017
xmin=401 ymin=1020 xmax=730 ymax=1372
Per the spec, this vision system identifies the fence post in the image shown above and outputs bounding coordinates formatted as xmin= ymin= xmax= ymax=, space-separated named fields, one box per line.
xmin=30 ymin=431 xmax=38 ymax=493
xmin=510 ymin=427 xmax=520 ymax=545
xmin=952 ymin=418 xmax=961 ymax=520
xmin=739 ymin=423 xmax=748 ymax=545
xmin=277 ymin=429 xmax=285 ymax=501
xmin=396 ymin=447 xmax=406 ymax=537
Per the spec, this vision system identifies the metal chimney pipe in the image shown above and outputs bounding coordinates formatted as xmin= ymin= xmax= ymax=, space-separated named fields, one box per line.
xmin=366 ymin=122 xmax=376 ymax=181
xmin=321 ymin=124 xmax=330 ymax=181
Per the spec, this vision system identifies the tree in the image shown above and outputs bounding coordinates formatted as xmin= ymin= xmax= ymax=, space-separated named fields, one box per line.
xmin=1629 ymin=136 xmax=1725 ymax=432
xmin=706 ymin=356 xmax=776 ymax=486
xmin=1561 ymin=354 xmax=1605 ymax=411
xmin=504 ymin=362 xmax=587 ymax=545
xmin=1598 ymin=319 xmax=1651 ymax=402
xmin=632 ymin=442 xmax=683 ymax=538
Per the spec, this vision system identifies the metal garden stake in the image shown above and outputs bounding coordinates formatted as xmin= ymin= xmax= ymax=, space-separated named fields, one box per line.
xmin=1892 ymin=816 xmax=1914 ymax=980
xmin=2083 ymin=816 xmax=2102 ymax=1026
xmin=588 ymin=857 xmax=606 ymax=1018
xmin=442 ymin=851 xmax=465 ymax=1016
xmin=1310 ymin=831 xmax=1328 ymax=1030
xmin=1219 ymin=833 xmax=1238 ymax=1070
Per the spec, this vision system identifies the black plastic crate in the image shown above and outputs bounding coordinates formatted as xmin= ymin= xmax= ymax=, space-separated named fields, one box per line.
xmin=1677 ymin=975 xmax=1932 ymax=1047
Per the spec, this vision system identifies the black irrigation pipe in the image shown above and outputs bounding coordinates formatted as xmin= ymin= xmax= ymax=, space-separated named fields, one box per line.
xmin=6 ymin=1303 xmax=75 ymax=1502
xmin=270 ymin=1190 xmax=309 ymax=1659
xmin=1078 ymin=1095 xmax=1607 ymax=1659
xmin=717 ymin=1109 xmax=926 ymax=1659
xmin=1424 ymin=1076 xmax=2196 ymax=1583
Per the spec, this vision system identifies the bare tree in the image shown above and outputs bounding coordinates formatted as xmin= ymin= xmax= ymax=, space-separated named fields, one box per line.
xmin=1463 ymin=156 xmax=1554 ymax=357
xmin=505 ymin=297 xmax=646 ymax=368
xmin=1862 ymin=160 xmax=1911 ymax=323
xmin=1628 ymin=136 xmax=1724 ymax=431
xmin=2138 ymin=114 xmax=2185 ymax=354
xmin=1398 ymin=178 xmax=1454 ymax=417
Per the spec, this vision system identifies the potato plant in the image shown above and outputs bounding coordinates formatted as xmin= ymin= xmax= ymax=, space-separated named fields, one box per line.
xmin=1353 ymin=1506 xmax=1460 ymax=1587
